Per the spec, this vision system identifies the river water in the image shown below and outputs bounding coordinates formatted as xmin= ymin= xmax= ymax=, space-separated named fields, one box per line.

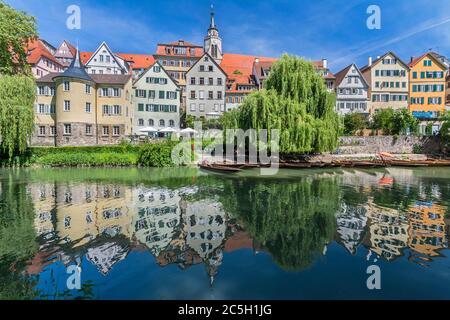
xmin=0 ymin=167 xmax=449 ymax=299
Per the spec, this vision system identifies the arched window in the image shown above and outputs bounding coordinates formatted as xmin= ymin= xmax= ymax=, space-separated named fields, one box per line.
xmin=169 ymin=120 xmax=175 ymax=127
xmin=148 ymin=119 xmax=154 ymax=126
xmin=159 ymin=119 xmax=165 ymax=127
xmin=138 ymin=119 xmax=144 ymax=126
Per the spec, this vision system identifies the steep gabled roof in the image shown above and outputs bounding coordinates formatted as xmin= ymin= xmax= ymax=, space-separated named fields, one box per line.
xmin=360 ymin=51 xmax=409 ymax=72
xmin=26 ymin=38 xmax=62 ymax=67
xmin=81 ymin=51 xmax=154 ymax=70
xmin=186 ymin=52 xmax=227 ymax=77
xmin=84 ymin=42 xmax=129 ymax=72
xmin=408 ymin=51 xmax=448 ymax=70
xmin=334 ymin=63 xmax=369 ymax=88
xmin=133 ymin=60 xmax=180 ymax=89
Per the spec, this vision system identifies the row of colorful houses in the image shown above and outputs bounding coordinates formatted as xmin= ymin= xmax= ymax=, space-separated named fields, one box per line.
xmin=29 ymin=8 xmax=450 ymax=146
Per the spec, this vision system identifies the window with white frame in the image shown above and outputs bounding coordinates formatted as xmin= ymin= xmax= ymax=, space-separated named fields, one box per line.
xmin=50 ymin=126 xmax=56 ymax=136
xmin=103 ymin=126 xmax=109 ymax=136
xmin=86 ymin=84 xmax=91 ymax=94
xmin=113 ymin=126 xmax=120 ymax=136
xmin=64 ymin=100 xmax=71 ymax=112
xmin=190 ymin=103 xmax=196 ymax=111
xmin=64 ymin=124 xmax=71 ymax=135
xmin=38 ymin=126 xmax=46 ymax=136
xmin=86 ymin=102 xmax=92 ymax=113
xmin=85 ymin=124 xmax=92 ymax=135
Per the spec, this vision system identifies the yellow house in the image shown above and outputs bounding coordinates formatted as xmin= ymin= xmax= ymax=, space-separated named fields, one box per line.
xmin=409 ymin=52 xmax=447 ymax=120
xmin=33 ymin=49 xmax=133 ymax=146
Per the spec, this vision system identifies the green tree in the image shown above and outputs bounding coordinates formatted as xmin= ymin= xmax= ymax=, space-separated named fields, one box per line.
xmin=0 ymin=1 xmax=37 ymax=75
xmin=391 ymin=108 xmax=418 ymax=135
xmin=223 ymin=54 xmax=340 ymax=154
xmin=0 ymin=2 xmax=37 ymax=160
xmin=0 ymin=75 xmax=36 ymax=159
xmin=371 ymin=108 xmax=394 ymax=134
xmin=343 ymin=113 xmax=368 ymax=135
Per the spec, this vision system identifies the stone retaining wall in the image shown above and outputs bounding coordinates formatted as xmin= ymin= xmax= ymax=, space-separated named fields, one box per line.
xmin=337 ymin=136 xmax=441 ymax=155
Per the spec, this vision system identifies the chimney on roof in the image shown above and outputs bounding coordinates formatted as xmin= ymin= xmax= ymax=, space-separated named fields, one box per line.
xmin=410 ymin=56 xmax=414 ymax=63
xmin=322 ymin=58 xmax=328 ymax=69
xmin=368 ymin=56 xmax=373 ymax=67
xmin=255 ymin=58 xmax=260 ymax=64
xmin=377 ymin=55 xmax=381 ymax=59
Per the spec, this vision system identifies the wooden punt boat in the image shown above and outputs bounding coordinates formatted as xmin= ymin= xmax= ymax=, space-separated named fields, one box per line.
xmin=199 ymin=163 xmax=242 ymax=173
xmin=281 ymin=162 xmax=312 ymax=169
xmin=388 ymin=160 xmax=429 ymax=167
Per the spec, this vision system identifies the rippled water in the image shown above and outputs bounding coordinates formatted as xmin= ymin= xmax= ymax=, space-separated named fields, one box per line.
xmin=0 ymin=167 xmax=449 ymax=300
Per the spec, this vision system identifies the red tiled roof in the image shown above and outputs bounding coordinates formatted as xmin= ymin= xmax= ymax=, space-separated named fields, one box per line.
xmin=80 ymin=52 xmax=155 ymax=70
xmin=117 ymin=53 xmax=155 ymax=70
xmin=26 ymin=38 xmax=62 ymax=67
xmin=80 ymin=51 xmax=93 ymax=64
xmin=221 ymin=53 xmax=276 ymax=91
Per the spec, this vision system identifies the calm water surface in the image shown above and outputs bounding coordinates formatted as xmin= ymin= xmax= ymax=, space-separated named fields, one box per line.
xmin=0 ymin=167 xmax=449 ymax=300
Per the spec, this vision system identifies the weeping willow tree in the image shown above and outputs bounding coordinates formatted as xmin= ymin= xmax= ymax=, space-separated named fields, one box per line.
xmin=0 ymin=75 xmax=36 ymax=159
xmin=220 ymin=176 xmax=340 ymax=271
xmin=223 ymin=54 xmax=339 ymax=154
xmin=0 ymin=2 xmax=37 ymax=160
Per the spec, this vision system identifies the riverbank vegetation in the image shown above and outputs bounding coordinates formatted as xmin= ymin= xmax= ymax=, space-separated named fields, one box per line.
xmin=342 ymin=108 xmax=419 ymax=136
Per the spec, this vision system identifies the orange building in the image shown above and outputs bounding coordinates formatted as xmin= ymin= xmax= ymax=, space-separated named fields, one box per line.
xmin=408 ymin=202 xmax=447 ymax=261
xmin=409 ymin=52 xmax=447 ymax=122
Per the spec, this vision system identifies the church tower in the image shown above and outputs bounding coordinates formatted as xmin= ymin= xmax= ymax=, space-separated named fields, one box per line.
xmin=204 ymin=5 xmax=223 ymax=64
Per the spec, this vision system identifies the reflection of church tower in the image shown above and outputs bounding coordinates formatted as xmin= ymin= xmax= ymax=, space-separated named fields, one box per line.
xmin=204 ymin=5 xmax=223 ymax=64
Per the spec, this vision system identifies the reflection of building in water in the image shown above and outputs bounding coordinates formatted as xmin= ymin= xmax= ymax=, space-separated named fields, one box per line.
xmin=53 ymin=184 xmax=133 ymax=247
xmin=132 ymin=187 xmax=181 ymax=256
xmin=335 ymin=203 xmax=368 ymax=255
xmin=28 ymin=183 xmax=56 ymax=240
xmin=365 ymin=200 xmax=409 ymax=261
xmin=28 ymin=183 xmax=134 ymax=275
xmin=27 ymin=182 xmax=239 ymax=283
xmin=86 ymin=242 xmax=129 ymax=275
xmin=408 ymin=202 xmax=448 ymax=261
xmin=185 ymin=200 xmax=227 ymax=284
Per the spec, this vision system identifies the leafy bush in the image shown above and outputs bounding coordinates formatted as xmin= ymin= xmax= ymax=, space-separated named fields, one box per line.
xmin=371 ymin=108 xmax=417 ymax=135
xmin=37 ymin=153 xmax=138 ymax=167
xmin=137 ymin=142 xmax=176 ymax=167
xmin=343 ymin=113 xmax=368 ymax=135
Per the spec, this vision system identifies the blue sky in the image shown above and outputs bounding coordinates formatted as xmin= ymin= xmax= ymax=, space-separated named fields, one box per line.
xmin=7 ymin=0 xmax=450 ymax=71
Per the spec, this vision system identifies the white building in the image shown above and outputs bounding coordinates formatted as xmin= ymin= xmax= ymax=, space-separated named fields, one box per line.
xmin=186 ymin=53 xmax=227 ymax=119
xmin=84 ymin=42 xmax=130 ymax=75
xmin=334 ymin=63 xmax=369 ymax=116
xmin=133 ymin=61 xmax=181 ymax=135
